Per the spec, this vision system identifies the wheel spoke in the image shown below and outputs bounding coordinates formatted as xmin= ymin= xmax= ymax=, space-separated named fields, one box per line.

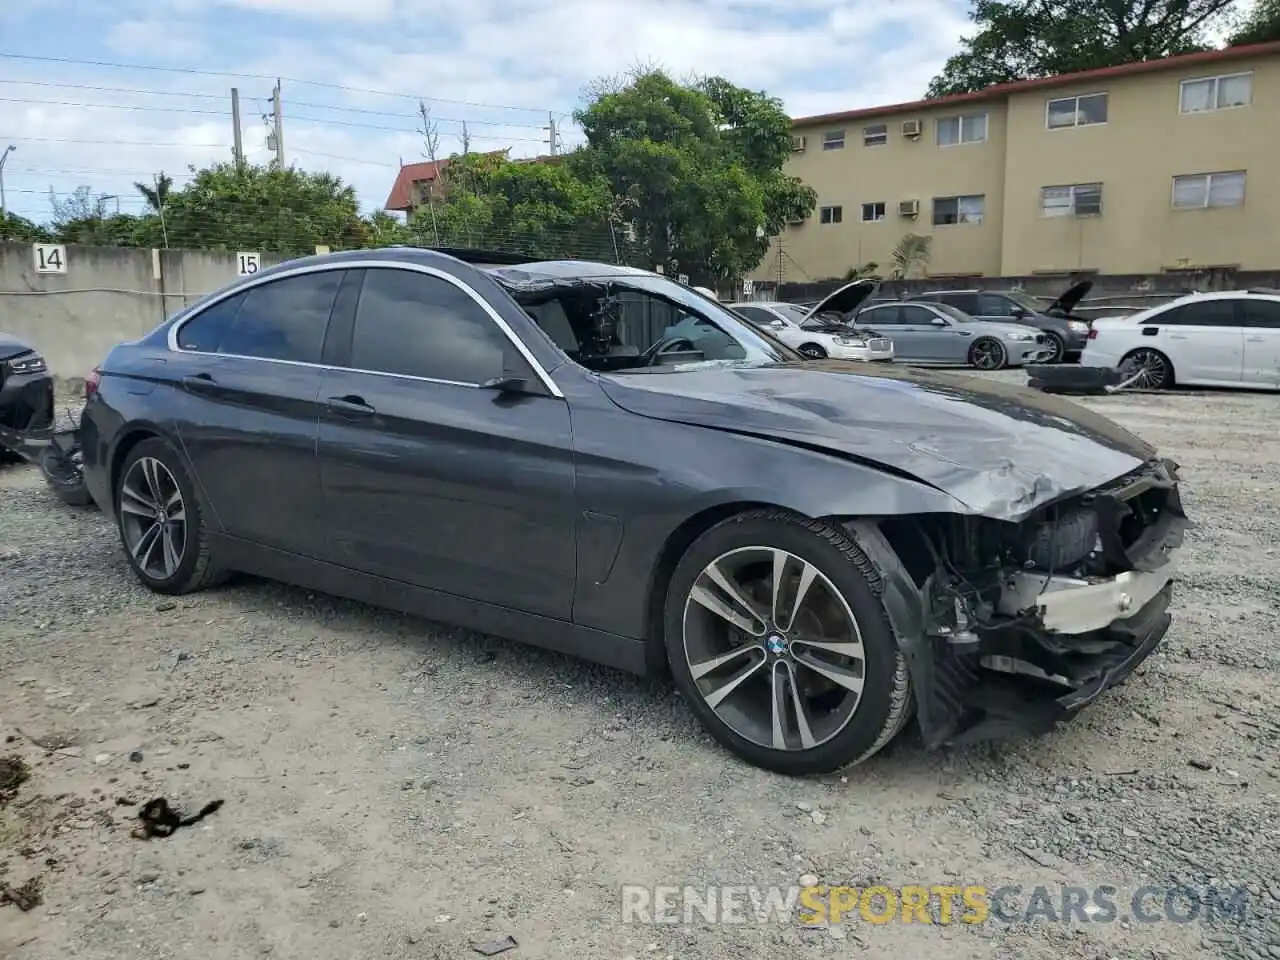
xmin=771 ymin=662 xmax=817 ymax=750
xmin=120 ymin=484 xmax=155 ymax=517
xmin=132 ymin=521 xmax=162 ymax=568
xmin=795 ymin=652 xmax=864 ymax=694
xmin=689 ymin=644 xmax=763 ymax=680
xmin=704 ymin=655 xmax=767 ymax=709
xmin=691 ymin=562 xmax=766 ymax=635
xmin=141 ymin=458 xmax=163 ymax=504
xmin=160 ymin=524 xmax=182 ymax=577
xmin=792 ymin=638 xmax=864 ymax=659
xmin=771 ymin=550 xmax=818 ymax=633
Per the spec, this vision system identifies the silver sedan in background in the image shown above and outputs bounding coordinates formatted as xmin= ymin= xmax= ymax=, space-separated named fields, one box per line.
xmin=856 ymin=301 xmax=1050 ymax=370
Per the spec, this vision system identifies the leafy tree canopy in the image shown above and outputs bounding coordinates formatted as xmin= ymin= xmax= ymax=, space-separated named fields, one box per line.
xmin=926 ymin=0 xmax=1239 ymax=97
xmin=1229 ymin=0 xmax=1280 ymax=44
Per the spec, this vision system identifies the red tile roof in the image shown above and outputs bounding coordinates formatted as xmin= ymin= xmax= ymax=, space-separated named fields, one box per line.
xmin=792 ymin=40 xmax=1280 ymax=127
xmin=383 ymin=150 xmax=514 ymax=211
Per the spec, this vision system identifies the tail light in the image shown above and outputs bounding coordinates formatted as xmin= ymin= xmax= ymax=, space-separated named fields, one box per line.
xmin=85 ymin=368 xmax=101 ymax=398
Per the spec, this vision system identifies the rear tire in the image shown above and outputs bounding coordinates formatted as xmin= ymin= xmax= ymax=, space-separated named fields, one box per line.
xmin=115 ymin=437 xmax=229 ymax=595
xmin=663 ymin=508 xmax=914 ymax=776
xmin=1118 ymin=348 xmax=1173 ymax=390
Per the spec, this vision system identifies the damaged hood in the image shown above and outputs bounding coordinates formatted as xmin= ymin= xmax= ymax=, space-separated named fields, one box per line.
xmin=803 ymin=279 xmax=879 ymax=321
xmin=0 ymin=332 xmax=36 ymax=361
xmin=599 ymin=360 xmax=1155 ymax=519
xmin=1044 ymin=280 xmax=1093 ymax=316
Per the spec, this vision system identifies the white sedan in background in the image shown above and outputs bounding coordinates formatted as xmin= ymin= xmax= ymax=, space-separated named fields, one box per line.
xmin=1081 ymin=288 xmax=1280 ymax=390
xmin=728 ymin=279 xmax=895 ymax=362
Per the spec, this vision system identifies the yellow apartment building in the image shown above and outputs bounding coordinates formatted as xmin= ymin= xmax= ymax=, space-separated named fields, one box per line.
xmin=755 ymin=41 xmax=1280 ymax=282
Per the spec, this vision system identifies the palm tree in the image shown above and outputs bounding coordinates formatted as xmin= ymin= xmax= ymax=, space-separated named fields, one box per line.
xmin=134 ymin=172 xmax=172 ymax=214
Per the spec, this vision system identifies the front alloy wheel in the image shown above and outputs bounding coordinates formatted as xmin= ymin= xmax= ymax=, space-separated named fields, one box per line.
xmin=969 ymin=337 xmax=1007 ymax=370
xmin=664 ymin=509 xmax=914 ymax=775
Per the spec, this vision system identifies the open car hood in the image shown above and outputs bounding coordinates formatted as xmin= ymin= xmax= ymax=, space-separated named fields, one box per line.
xmin=803 ymin=279 xmax=879 ymax=322
xmin=0 ymin=332 xmax=35 ymax=362
xmin=599 ymin=360 xmax=1154 ymax=520
xmin=1044 ymin=279 xmax=1093 ymax=316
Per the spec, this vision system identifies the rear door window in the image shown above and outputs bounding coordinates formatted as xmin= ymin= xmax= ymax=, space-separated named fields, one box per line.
xmin=217 ymin=271 xmax=343 ymax=364
xmin=1151 ymin=300 xmax=1239 ymax=326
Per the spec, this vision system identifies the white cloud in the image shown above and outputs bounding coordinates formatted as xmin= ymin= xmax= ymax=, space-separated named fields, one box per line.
xmin=0 ymin=0 xmax=971 ymax=223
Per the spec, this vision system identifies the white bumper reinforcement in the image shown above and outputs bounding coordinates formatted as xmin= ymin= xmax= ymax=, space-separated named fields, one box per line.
xmin=997 ymin=563 xmax=1176 ymax=635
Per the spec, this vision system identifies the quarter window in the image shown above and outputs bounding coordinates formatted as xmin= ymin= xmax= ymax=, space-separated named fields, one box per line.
xmin=1172 ymin=171 xmax=1246 ymax=209
xmin=176 ymin=292 xmax=247 ymax=353
xmin=1180 ymin=73 xmax=1252 ymax=113
xmin=1041 ymin=183 xmax=1103 ymax=217
xmin=348 ymin=268 xmax=507 ymax=384
xmin=217 ymin=271 xmax=342 ymax=364
xmin=932 ymin=194 xmax=985 ymax=225
xmin=823 ymin=129 xmax=846 ymax=150
xmin=936 ymin=113 xmax=987 ymax=146
xmin=1046 ymin=93 xmax=1108 ymax=128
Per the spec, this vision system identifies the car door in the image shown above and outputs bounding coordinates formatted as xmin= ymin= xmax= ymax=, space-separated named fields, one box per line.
xmin=1239 ymin=298 xmax=1280 ymax=388
xmin=169 ymin=268 xmax=347 ymax=557
xmin=314 ymin=264 xmax=577 ymax=620
xmin=1138 ymin=300 xmax=1243 ymax=385
xmin=856 ymin=305 xmax=913 ymax=356
xmin=897 ymin=304 xmax=971 ymax=360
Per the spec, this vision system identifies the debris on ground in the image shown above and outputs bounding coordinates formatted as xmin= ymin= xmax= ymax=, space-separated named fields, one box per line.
xmin=473 ymin=935 xmax=518 ymax=956
xmin=0 ymin=876 xmax=43 ymax=911
xmin=132 ymin=797 xmax=225 ymax=839
xmin=0 ymin=753 xmax=31 ymax=806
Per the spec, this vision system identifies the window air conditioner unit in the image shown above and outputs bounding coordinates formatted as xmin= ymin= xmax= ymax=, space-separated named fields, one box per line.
xmin=786 ymin=214 xmax=806 ymax=226
xmin=791 ymin=135 xmax=807 ymax=152
xmin=901 ymin=119 xmax=922 ymax=138
xmin=898 ymin=199 xmax=920 ymax=218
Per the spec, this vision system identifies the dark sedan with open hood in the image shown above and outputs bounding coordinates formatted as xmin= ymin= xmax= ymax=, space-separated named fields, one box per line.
xmin=0 ymin=331 xmax=55 ymax=459
xmin=77 ymin=248 xmax=1188 ymax=776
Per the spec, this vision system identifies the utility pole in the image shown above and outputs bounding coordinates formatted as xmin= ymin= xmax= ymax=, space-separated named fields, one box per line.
xmin=0 ymin=144 xmax=14 ymax=233
xmin=545 ymin=113 xmax=558 ymax=156
xmin=231 ymin=87 xmax=244 ymax=169
xmin=271 ymin=79 xmax=285 ymax=167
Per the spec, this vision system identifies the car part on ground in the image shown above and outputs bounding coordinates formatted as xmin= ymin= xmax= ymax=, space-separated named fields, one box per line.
xmin=79 ymin=247 xmax=1190 ymax=775
xmin=38 ymin=410 xmax=93 ymax=506
xmin=1026 ymin=364 xmax=1149 ymax=396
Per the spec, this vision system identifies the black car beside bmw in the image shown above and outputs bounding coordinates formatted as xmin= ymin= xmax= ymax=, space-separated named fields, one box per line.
xmin=78 ymin=248 xmax=1187 ymax=776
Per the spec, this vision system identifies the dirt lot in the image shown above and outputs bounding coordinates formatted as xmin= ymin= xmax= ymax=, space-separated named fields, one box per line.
xmin=2 ymin=375 xmax=1278 ymax=960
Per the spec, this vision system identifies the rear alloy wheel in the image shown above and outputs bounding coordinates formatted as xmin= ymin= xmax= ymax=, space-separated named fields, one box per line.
xmin=798 ymin=343 xmax=828 ymax=360
xmin=1041 ymin=331 xmax=1065 ymax=364
xmin=664 ymin=509 xmax=913 ymax=775
xmin=115 ymin=437 xmax=227 ymax=595
xmin=968 ymin=337 xmax=1007 ymax=370
xmin=1118 ymin=348 xmax=1173 ymax=390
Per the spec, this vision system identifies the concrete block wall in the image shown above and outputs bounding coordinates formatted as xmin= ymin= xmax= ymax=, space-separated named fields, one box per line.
xmin=0 ymin=243 xmax=292 ymax=376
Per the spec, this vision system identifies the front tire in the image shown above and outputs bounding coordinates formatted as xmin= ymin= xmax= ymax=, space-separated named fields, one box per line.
xmin=798 ymin=343 xmax=827 ymax=360
xmin=115 ymin=437 xmax=227 ymax=595
xmin=968 ymin=337 xmax=1007 ymax=370
xmin=663 ymin=508 xmax=914 ymax=776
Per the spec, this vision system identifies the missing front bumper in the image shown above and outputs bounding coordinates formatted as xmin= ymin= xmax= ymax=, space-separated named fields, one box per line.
xmin=996 ymin=564 xmax=1175 ymax=634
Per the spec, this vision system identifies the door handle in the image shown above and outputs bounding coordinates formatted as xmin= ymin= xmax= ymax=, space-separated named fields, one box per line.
xmin=181 ymin=373 xmax=216 ymax=391
xmin=1141 ymin=327 xmax=1159 ymax=336
xmin=325 ymin=395 xmax=375 ymax=417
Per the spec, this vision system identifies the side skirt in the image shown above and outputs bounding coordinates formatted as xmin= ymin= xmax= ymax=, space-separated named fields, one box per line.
xmin=208 ymin=533 xmax=652 ymax=676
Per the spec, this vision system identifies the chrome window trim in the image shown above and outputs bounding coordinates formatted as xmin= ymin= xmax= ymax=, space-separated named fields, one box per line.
xmin=166 ymin=258 xmax=565 ymax=399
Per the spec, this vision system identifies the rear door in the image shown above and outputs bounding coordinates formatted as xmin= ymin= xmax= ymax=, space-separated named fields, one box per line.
xmin=1139 ymin=299 xmax=1243 ymax=384
xmin=1240 ymin=298 xmax=1280 ymax=389
xmin=858 ymin=306 xmax=920 ymax=358
xmin=315 ymin=264 xmax=577 ymax=620
xmin=170 ymin=268 xmax=348 ymax=557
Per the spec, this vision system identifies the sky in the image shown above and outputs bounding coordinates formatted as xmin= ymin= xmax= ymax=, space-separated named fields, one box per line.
xmin=0 ymin=0 xmax=976 ymax=223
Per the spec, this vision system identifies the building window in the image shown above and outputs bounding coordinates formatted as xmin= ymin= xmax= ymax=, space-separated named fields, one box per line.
xmin=1041 ymin=183 xmax=1103 ymax=217
xmin=1180 ymin=73 xmax=1252 ymax=113
xmin=861 ymin=202 xmax=886 ymax=222
xmin=823 ymin=129 xmax=846 ymax=150
xmin=1171 ymin=171 xmax=1246 ymax=209
xmin=863 ymin=124 xmax=887 ymax=146
xmin=936 ymin=113 xmax=987 ymax=146
xmin=819 ymin=205 xmax=844 ymax=224
xmin=932 ymin=195 xmax=985 ymax=225
xmin=1046 ymin=93 xmax=1108 ymax=128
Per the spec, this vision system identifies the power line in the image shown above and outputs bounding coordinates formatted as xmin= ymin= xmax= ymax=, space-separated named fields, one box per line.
xmin=8 ymin=136 xmax=231 ymax=148
xmin=0 ymin=51 xmax=558 ymax=114
xmin=0 ymin=95 xmax=553 ymax=140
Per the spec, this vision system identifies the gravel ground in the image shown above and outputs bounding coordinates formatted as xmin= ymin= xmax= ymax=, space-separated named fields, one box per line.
xmin=1 ymin=373 xmax=1278 ymax=960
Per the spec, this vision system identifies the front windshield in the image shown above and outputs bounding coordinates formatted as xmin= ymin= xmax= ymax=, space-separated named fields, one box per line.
xmin=509 ymin=272 xmax=798 ymax=374
xmin=1006 ymin=291 xmax=1044 ymax=312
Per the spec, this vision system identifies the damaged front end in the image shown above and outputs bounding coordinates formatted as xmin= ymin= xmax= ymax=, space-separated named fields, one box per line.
xmin=846 ymin=457 xmax=1189 ymax=747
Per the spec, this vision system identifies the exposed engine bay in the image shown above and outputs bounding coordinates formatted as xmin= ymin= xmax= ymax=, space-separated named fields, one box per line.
xmin=847 ymin=457 xmax=1188 ymax=746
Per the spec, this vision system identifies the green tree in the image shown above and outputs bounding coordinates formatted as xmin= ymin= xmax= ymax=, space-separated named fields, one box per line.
xmin=926 ymin=0 xmax=1237 ymax=97
xmin=0 ymin=211 xmax=50 ymax=242
xmin=161 ymin=162 xmax=371 ymax=253
xmin=1229 ymin=0 xmax=1280 ymax=43
xmin=49 ymin=186 xmax=158 ymax=247
xmin=571 ymin=70 xmax=816 ymax=283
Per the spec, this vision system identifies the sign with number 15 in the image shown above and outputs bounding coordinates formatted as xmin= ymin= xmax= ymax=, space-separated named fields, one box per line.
xmin=237 ymin=252 xmax=261 ymax=276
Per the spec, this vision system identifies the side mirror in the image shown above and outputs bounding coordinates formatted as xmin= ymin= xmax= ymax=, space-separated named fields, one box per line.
xmin=1011 ymin=307 xmax=1027 ymax=319
xmin=483 ymin=342 xmax=536 ymax=394
xmin=930 ymin=317 xmax=947 ymax=326
xmin=482 ymin=374 xmax=528 ymax=393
